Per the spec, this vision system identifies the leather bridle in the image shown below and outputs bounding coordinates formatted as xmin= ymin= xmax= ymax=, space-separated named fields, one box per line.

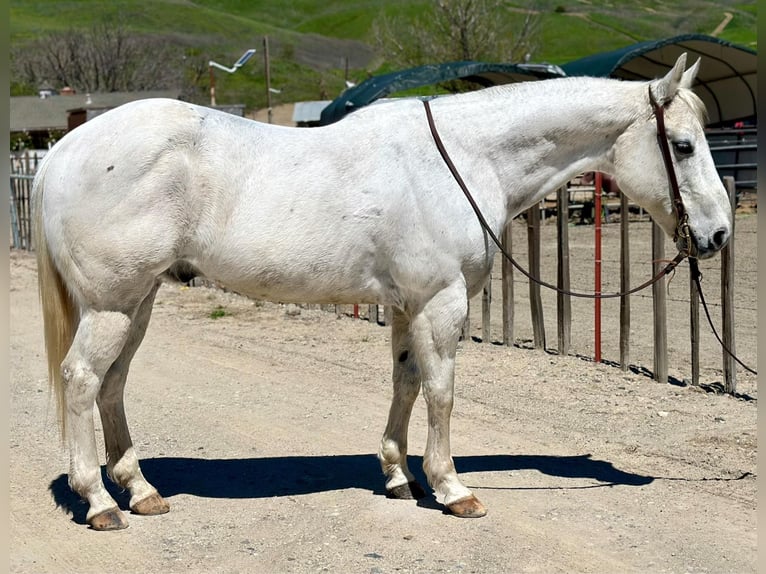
xmin=647 ymin=86 xmax=695 ymax=258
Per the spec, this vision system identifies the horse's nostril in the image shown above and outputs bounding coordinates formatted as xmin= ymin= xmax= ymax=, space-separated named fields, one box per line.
xmin=712 ymin=228 xmax=729 ymax=250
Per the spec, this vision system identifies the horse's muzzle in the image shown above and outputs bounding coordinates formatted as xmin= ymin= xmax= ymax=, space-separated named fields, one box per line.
xmin=687 ymin=226 xmax=731 ymax=259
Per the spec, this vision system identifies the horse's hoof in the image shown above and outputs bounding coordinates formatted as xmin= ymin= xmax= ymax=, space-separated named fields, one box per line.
xmin=387 ymin=481 xmax=427 ymax=500
xmin=447 ymin=495 xmax=487 ymax=518
xmin=131 ymin=493 xmax=170 ymax=516
xmin=88 ymin=507 xmax=129 ymax=531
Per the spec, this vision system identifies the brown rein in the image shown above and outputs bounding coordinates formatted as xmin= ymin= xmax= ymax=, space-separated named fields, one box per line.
xmin=422 ymin=94 xmax=685 ymax=300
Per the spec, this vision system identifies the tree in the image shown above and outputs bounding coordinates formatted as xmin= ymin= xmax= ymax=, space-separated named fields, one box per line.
xmin=11 ymin=19 xmax=198 ymax=95
xmin=373 ymin=0 xmax=542 ymax=75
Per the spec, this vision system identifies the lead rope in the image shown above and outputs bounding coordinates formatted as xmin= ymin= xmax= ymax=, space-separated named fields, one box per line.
xmin=689 ymin=259 xmax=757 ymax=375
xmin=423 ymin=98 xmax=757 ymax=376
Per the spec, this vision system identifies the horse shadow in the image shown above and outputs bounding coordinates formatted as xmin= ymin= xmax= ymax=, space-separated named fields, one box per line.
xmin=49 ymin=452 xmax=653 ymax=525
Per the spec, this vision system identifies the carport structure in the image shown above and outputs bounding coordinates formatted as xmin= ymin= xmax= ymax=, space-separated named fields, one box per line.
xmin=320 ymin=34 xmax=756 ymax=129
xmin=561 ymin=34 xmax=757 ymax=127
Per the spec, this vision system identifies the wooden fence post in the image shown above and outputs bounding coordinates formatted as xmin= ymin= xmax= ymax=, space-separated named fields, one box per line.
xmin=556 ymin=186 xmax=571 ymax=356
xmin=690 ymin=271 xmax=700 ymax=385
xmin=368 ymin=304 xmax=379 ymax=325
xmin=527 ymin=203 xmax=545 ymax=349
xmin=482 ymin=273 xmax=491 ymax=343
xmin=619 ymin=191 xmax=630 ymax=370
xmin=462 ymin=300 xmax=471 ymax=341
xmin=721 ymin=176 xmax=737 ymax=393
xmin=652 ymin=222 xmax=668 ymax=383
xmin=501 ymin=221 xmax=514 ymax=346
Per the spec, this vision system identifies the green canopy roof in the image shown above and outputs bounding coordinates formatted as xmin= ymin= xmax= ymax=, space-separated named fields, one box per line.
xmin=562 ymin=34 xmax=756 ymax=126
xmin=319 ymin=61 xmax=564 ymax=125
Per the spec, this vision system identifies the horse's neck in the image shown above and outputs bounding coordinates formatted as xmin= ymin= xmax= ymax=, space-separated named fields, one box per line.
xmin=436 ymin=78 xmax=643 ymax=216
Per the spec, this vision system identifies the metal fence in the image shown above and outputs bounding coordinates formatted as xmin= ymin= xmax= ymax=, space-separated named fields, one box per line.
xmin=10 ymin=151 xmax=44 ymax=250
xmin=707 ymin=127 xmax=756 ymax=191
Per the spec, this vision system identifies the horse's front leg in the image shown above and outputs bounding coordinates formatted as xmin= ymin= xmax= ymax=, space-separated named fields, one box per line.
xmin=379 ymin=308 xmax=426 ymax=500
xmin=411 ymin=279 xmax=487 ymax=517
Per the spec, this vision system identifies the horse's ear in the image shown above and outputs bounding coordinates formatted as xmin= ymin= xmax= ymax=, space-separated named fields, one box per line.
xmin=651 ymin=53 xmax=688 ymax=104
xmin=679 ymin=57 xmax=700 ymax=89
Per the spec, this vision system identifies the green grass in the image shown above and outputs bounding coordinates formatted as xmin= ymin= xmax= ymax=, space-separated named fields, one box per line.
xmin=10 ymin=0 xmax=757 ymax=108
xmin=209 ymin=305 xmax=229 ymax=319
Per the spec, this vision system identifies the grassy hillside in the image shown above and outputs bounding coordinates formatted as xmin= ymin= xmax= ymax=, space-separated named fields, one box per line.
xmin=10 ymin=1 xmax=757 ymax=110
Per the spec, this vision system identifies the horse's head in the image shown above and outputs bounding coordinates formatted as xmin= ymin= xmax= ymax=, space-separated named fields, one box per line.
xmin=612 ymin=53 xmax=732 ymax=259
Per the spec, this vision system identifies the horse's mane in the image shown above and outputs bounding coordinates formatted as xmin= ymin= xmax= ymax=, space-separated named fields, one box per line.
xmin=343 ymin=74 xmax=708 ymax=130
xmin=450 ymin=76 xmax=708 ymax=124
xmin=464 ymin=75 xmax=616 ymax=95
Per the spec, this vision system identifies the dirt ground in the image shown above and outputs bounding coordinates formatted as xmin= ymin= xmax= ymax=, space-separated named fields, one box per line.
xmin=9 ymin=213 xmax=756 ymax=574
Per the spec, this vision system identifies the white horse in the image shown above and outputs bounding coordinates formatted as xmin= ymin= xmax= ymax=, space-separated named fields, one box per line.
xmin=33 ymin=53 xmax=731 ymax=530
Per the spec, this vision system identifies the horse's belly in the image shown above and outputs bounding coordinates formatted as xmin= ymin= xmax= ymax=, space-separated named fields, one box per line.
xmin=192 ymin=248 xmax=390 ymax=305
xmin=216 ymin=274 xmax=383 ymax=305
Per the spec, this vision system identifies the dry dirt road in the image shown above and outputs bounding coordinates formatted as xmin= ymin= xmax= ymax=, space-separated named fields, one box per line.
xmin=10 ymin=214 xmax=757 ymax=573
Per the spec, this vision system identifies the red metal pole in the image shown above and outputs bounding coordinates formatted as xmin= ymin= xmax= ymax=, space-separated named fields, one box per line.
xmin=594 ymin=172 xmax=602 ymax=363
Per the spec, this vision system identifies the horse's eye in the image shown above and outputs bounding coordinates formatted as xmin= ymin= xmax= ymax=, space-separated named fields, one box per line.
xmin=673 ymin=140 xmax=694 ymax=155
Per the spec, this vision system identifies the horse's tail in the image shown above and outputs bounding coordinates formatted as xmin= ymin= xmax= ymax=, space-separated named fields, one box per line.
xmin=32 ymin=153 xmax=79 ymax=441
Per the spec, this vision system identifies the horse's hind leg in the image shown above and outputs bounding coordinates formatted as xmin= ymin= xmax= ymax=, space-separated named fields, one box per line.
xmin=379 ymin=308 xmax=426 ymax=500
xmin=62 ymin=309 xmax=135 ymax=530
xmin=97 ymin=282 xmax=170 ymax=518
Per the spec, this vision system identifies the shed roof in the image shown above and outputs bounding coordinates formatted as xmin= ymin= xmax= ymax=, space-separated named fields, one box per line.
xmin=319 ymin=61 xmax=564 ymax=125
xmin=293 ymin=100 xmax=332 ymax=124
xmin=11 ymin=90 xmax=181 ymax=132
xmin=561 ymin=34 xmax=756 ymax=126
